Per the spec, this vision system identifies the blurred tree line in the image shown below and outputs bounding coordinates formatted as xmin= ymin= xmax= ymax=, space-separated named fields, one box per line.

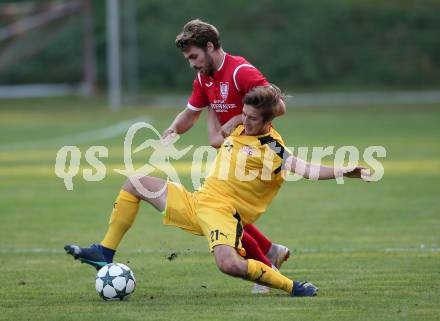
xmin=1 ymin=0 xmax=440 ymax=91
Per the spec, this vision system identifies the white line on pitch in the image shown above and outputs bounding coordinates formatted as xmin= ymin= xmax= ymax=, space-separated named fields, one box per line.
xmin=0 ymin=116 xmax=150 ymax=151
xmin=0 ymin=247 xmax=439 ymax=254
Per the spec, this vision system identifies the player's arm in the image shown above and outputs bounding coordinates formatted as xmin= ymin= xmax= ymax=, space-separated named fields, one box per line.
xmin=220 ymin=114 xmax=242 ymax=138
xmin=284 ymin=154 xmax=370 ymax=180
xmin=162 ymin=108 xmax=202 ymax=141
xmin=207 ymin=107 xmax=224 ymax=148
xmin=163 ymin=75 xmax=208 ymax=141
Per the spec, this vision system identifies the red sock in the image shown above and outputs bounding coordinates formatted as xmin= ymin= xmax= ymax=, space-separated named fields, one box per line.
xmin=244 ymin=224 xmax=272 ymax=255
xmin=241 ymin=230 xmax=272 ymax=267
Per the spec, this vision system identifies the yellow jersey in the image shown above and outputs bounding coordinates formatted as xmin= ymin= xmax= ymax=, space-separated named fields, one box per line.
xmin=198 ymin=125 xmax=287 ymax=225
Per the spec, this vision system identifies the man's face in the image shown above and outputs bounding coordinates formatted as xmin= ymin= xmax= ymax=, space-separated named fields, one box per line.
xmin=182 ymin=46 xmax=215 ymax=76
xmin=242 ymin=104 xmax=269 ymax=136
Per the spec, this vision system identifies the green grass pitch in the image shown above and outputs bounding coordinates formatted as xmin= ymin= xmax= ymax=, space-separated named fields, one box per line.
xmin=0 ymin=97 xmax=439 ymax=321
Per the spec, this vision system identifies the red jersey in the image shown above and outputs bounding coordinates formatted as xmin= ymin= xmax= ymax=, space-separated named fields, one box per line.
xmin=187 ymin=53 xmax=270 ymax=125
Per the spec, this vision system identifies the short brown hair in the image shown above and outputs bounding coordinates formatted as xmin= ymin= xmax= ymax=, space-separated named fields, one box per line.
xmin=243 ymin=85 xmax=284 ymax=122
xmin=175 ymin=19 xmax=221 ymax=51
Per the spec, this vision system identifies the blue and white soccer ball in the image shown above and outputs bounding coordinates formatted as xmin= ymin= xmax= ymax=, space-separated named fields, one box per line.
xmin=95 ymin=263 xmax=136 ymax=300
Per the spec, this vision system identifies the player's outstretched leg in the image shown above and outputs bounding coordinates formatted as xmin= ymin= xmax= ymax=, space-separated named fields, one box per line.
xmin=267 ymin=243 xmax=290 ymax=269
xmin=241 ymin=231 xmax=274 ymax=294
xmin=65 ymin=174 xmax=167 ymax=270
xmin=291 ymin=281 xmax=320 ymax=297
xmin=244 ymin=224 xmax=291 ymax=269
xmin=213 ymin=244 xmax=318 ymax=297
xmin=64 ymin=244 xmax=114 ymax=270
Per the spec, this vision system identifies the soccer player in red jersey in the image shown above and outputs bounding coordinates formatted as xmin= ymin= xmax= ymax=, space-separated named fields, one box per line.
xmin=162 ymin=19 xmax=289 ymax=293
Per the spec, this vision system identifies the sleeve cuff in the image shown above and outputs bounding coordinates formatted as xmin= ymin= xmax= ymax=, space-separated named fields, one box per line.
xmin=186 ymin=102 xmax=208 ymax=111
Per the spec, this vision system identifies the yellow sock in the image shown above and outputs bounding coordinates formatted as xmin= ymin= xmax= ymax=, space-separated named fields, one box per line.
xmin=247 ymin=259 xmax=293 ymax=294
xmin=101 ymin=190 xmax=140 ymax=250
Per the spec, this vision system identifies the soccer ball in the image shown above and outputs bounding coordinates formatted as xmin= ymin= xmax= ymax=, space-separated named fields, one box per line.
xmin=95 ymin=263 xmax=136 ymax=300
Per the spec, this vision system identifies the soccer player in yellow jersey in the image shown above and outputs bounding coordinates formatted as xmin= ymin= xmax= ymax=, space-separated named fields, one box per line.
xmin=65 ymin=85 xmax=369 ymax=296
